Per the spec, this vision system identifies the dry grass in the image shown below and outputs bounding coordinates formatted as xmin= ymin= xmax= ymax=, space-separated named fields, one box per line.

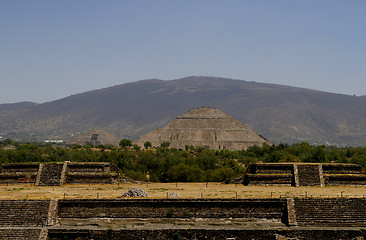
xmin=1 ymin=182 xmax=366 ymax=200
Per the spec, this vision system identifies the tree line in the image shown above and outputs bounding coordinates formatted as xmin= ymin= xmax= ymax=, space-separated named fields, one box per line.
xmin=0 ymin=139 xmax=366 ymax=182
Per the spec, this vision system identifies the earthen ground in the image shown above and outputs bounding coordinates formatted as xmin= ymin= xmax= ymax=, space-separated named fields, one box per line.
xmin=0 ymin=182 xmax=365 ymax=199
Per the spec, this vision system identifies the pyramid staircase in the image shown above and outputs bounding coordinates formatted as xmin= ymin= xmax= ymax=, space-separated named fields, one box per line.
xmin=35 ymin=163 xmax=67 ymax=186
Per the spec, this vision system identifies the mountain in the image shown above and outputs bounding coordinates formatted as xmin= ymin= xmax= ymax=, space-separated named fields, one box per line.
xmin=1 ymin=76 xmax=366 ymax=146
xmin=0 ymin=102 xmax=38 ymax=112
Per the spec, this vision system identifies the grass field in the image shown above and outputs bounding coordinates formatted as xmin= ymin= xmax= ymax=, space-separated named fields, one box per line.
xmin=0 ymin=182 xmax=366 ymax=200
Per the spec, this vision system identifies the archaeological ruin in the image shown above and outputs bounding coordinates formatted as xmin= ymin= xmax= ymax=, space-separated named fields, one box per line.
xmin=0 ymin=161 xmax=366 ymax=239
xmin=67 ymin=129 xmax=120 ymax=146
xmin=0 ymin=198 xmax=365 ymax=239
xmin=135 ymin=107 xmax=269 ymax=150
xmin=0 ymin=162 xmax=120 ymax=186
xmin=243 ymin=163 xmax=366 ymax=187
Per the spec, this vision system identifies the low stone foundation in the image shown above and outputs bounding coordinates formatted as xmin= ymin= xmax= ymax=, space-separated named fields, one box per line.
xmin=47 ymin=229 xmax=366 ymax=240
xmin=244 ymin=163 xmax=366 ymax=187
xmin=0 ymin=162 xmax=120 ymax=185
xmin=58 ymin=198 xmax=286 ymax=220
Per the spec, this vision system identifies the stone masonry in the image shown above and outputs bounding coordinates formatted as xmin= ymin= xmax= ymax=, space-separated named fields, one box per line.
xmin=0 ymin=198 xmax=365 ymax=239
xmin=0 ymin=162 xmax=120 ymax=186
xmin=135 ymin=107 xmax=269 ymax=150
xmin=244 ymin=163 xmax=366 ymax=187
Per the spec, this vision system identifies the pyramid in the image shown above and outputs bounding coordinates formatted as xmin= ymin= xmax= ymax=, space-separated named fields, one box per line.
xmin=67 ymin=129 xmax=119 ymax=146
xmin=135 ymin=107 xmax=269 ymax=150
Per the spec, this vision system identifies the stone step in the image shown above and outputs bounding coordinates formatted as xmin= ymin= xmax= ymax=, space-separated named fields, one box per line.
xmin=37 ymin=164 xmax=64 ymax=186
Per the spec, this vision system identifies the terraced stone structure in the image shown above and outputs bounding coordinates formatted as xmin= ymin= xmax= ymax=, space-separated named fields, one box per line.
xmin=0 ymin=162 xmax=120 ymax=186
xmin=0 ymin=198 xmax=366 ymax=239
xmin=0 ymin=163 xmax=39 ymax=183
xmin=67 ymin=129 xmax=120 ymax=146
xmin=244 ymin=163 xmax=366 ymax=187
xmin=136 ymin=107 xmax=269 ymax=150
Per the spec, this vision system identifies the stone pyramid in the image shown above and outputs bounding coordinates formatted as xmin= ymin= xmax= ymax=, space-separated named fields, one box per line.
xmin=67 ymin=129 xmax=119 ymax=146
xmin=135 ymin=107 xmax=269 ymax=150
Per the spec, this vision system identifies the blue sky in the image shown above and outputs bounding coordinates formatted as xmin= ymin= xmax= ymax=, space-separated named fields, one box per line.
xmin=1 ymin=0 xmax=365 ymax=103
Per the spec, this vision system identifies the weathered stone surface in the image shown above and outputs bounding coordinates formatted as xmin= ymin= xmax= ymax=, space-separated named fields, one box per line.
xmin=0 ymin=198 xmax=366 ymax=239
xmin=47 ymin=229 xmax=366 ymax=240
xmin=0 ymin=162 xmax=120 ymax=185
xmin=122 ymin=188 xmax=149 ymax=197
xmin=67 ymin=129 xmax=119 ymax=146
xmin=57 ymin=198 xmax=286 ymax=219
xmin=135 ymin=107 xmax=269 ymax=150
xmin=36 ymin=163 xmax=64 ymax=186
xmin=295 ymin=198 xmax=366 ymax=226
xmin=244 ymin=163 xmax=366 ymax=187
xmin=0 ymin=229 xmax=41 ymax=240
xmin=0 ymin=200 xmax=49 ymax=227
xmin=168 ymin=192 xmax=181 ymax=198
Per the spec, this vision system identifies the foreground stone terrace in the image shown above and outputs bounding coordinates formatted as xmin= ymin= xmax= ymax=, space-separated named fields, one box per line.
xmin=0 ymin=198 xmax=366 ymax=239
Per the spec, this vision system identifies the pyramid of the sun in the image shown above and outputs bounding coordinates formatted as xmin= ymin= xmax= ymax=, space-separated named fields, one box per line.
xmin=136 ymin=107 xmax=269 ymax=150
xmin=68 ymin=129 xmax=119 ymax=146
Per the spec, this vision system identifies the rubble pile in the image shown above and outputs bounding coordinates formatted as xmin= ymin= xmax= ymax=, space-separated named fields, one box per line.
xmin=168 ymin=192 xmax=181 ymax=198
xmin=122 ymin=188 xmax=149 ymax=197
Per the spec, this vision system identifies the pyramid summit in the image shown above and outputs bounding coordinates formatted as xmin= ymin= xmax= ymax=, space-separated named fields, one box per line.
xmin=136 ymin=107 xmax=269 ymax=150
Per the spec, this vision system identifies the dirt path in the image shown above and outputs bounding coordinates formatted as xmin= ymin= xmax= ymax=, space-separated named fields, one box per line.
xmin=1 ymin=182 xmax=365 ymax=199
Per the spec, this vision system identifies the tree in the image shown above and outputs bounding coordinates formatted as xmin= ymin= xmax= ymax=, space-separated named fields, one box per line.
xmin=144 ymin=141 xmax=152 ymax=149
xmin=119 ymin=139 xmax=132 ymax=148
xmin=161 ymin=141 xmax=170 ymax=148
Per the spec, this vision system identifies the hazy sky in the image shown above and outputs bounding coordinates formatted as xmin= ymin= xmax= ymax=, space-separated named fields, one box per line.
xmin=1 ymin=1 xmax=365 ymax=104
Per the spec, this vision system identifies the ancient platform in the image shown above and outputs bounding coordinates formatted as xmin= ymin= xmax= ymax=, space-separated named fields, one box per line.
xmin=67 ymin=129 xmax=120 ymax=146
xmin=135 ymin=107 xmax=269 ymax=150
xmin=0 ymin=198 xmax=365 ymax=239
xmin=243 ymin=163 xmax=366 ymax=187
xmin=0 ymin=162 xmax=120 ymax=186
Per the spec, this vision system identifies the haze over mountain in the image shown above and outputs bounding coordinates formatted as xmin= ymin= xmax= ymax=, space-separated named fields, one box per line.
xmin=1 ymin=76 xmax=366 ymax=146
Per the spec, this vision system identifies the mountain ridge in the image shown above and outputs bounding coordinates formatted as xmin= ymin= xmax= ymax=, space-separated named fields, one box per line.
xmin=1 ymin=76 xmax=365 ymax=146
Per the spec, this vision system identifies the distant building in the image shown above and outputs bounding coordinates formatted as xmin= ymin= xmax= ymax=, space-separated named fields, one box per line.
xmin=67 ymin=129 xmax=119 ymax=146
xmin=135 ymin=107 xmax=269 ymax=150
xmin=45 ymin=140 xmax=64 ymax=144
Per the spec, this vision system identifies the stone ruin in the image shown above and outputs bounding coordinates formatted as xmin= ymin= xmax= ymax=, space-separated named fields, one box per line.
xmin=67 ymin=129 xmax=120 ymax=146
xmin=122 ymin=188 xmax=149 ymax=197
xmin=0 ymin=198 xmax=366 ymax=239
xmin=243 ymin=163 xmax=366 ymax=187
xmin=0 ymin=162 xmax=121 ymax=186
xmin=135 ymin=107 xmax=269 ymax=150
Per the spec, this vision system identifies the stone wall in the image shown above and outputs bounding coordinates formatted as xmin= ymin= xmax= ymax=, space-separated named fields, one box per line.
xmin=248 ymin=164 xmax=294 ymax=174
xmin=1 ymin=163 xmax=40 ymax=173
xmin=66 ymin=173 xmax=119 ymax=184
xmin=244 ymin=163 xmax=366 ymax=187
xmin=58 ymin=199 xmax=286 ymax=220
xmin=48 ymin=229 xmax=366 ymax=240
xmin=297 ymin=164 xmax=321 ymax=186
xmin=325 ymin=174 xmax=366 ymax=185
xmin=0 ymin=229 xmax=41 ymax=240
xmin=0 ymin=198 xmax=365 ymax=239
xmin=295 ymin=198 xmax=366 ymax=226
xmin=0 ymin=200 xmax=50 ymax=227
xmin=67 ymin=163 xmax=111 ymax=172
xmin=243 ymin=174 xmax=293 ymax=186
xmin=0 ymin=163 xmax=39 ymax=184
xmin=323 ymin=164 xmax=363 ymax=174
xmin=0 ymin=162 xmax=120 ymax=185
xmin=0 ymin=172 xmax=37 ymax=183
xmin=65 ymin=162 xmax=119 ymax=184
xmin=244 ymin=163 xmax=295 ymax=186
